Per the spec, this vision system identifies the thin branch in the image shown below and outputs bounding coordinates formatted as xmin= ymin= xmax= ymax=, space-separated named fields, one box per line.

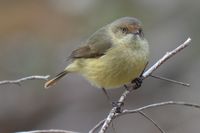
xmin=122 ymin=101 xmax=200 ymax=114
xmin=90 ymin=101 xmax=200 ymax=133
xmin=0 ymin=75 xmax=50 ymax=86
xmin=89 ymin=119 xmax=106 ymax=133
xmin=111 ymin=122 xmax=116 ymax=133
xmin=15 ymin=129 xmax=79 ymax=133
xmin=142 ymin=38 xmax=191 ymax=78
xmin=98 ymin=38 xmax=191 ymax=133
xmin=138 ymin=111 xmax=166 ymax=133
xmin=150 ymin=74 xmax=190 ymax=87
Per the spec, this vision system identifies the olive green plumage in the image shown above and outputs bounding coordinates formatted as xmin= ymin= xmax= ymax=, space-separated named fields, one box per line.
xmin=45 ymin=17 xmax=149 ymax=89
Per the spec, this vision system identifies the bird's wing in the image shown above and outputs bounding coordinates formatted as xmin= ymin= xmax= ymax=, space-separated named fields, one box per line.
xmin=69 ymin=27 xmax=112 ymax=59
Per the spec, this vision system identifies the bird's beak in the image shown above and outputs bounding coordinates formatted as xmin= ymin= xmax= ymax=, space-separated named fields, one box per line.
xmin=133 ymin=30 xmax=140 ymax=35
xmin=133 ymin=29 xmax=144 ymax=38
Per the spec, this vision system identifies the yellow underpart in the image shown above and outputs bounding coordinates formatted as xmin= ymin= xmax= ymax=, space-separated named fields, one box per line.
xmin=66 ymin=40 xmax=149 ymax=89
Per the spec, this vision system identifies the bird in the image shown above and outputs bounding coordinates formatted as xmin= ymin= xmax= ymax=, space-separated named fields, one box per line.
xmin=44 ymin=17 xmax=149 ymax=97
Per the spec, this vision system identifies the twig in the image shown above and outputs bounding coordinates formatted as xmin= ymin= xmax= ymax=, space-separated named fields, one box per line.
xmin=98 ymin=38 xmax=191 ymax=133
xmin=90 ymin=101 xmax=200 ymax=133
xmin=15 ymin=129 xmax=79 ymax=133
xmin=138 ymin=111 xmax=166 ymax=133
xmin=111 ymin=122 xmax=116 ymax=133
xmin=122 ymin=101 xmax=200 ymax=114
xmin=142 ymin=38 xmax=191 ymax=78
xmin=150 ymin=74 xmax=190 ymax=87
xmin=89 ymin=119 xmax=106 ymax=133
xmin=0 ymin=75 xmax=50 ymax=86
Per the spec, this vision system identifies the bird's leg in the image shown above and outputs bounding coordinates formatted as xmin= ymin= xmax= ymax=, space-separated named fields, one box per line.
xmin=101 ymin=88 xmax=111 ymax=103
xmin=131 ymin=62 xmax=148 ymax=90
xmin=101 ymin=88 xmax=123 ymax=113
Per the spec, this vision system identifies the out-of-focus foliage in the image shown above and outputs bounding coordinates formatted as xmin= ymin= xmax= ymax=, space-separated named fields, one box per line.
xmin=0 ymin=0 xmax=200 ymax=133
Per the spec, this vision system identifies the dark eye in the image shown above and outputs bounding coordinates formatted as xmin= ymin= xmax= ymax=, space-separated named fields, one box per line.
xmin=121 ymin=27 xmax=128 ymax=34
xmin=137 ymin=28 xmax=144 ymax=37
xmin=138 ymin=28 xmax=142 ymax=34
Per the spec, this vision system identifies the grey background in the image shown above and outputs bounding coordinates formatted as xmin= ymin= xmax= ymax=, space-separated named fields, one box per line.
xmin=0 ymin=0 xmax=199 ymax=133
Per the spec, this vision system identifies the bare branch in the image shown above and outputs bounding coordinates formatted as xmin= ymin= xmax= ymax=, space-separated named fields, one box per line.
xmin=16 ymin=129 xmax=79 ymax=133
xmin=122 ymin=101 xmax=200 ymax=114
xmin=89 ymin=119 xmax=105 ymax=133
xmin=90 ymin=101 xmax=200 ymax=133
xmin=150 ymin=74 xmax=190 ymax=87
xmin=98 ymin=38 xmax=191 ymax=133
xmin=142 ymin=38 xmax=191 ymax=78
xmin=138 ymin=111 xmax=166 ymax=133
xmin=111 ymin=122 xmax=116 ymax=133
xmin=0 ymin=75 xmax=49 ymax=86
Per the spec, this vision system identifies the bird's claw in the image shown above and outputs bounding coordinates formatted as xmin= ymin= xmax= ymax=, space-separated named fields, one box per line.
xmin=112 ymin=101 xmax=124 ymax=113
xmin=132 ymin=76 xmax=144 ymax=89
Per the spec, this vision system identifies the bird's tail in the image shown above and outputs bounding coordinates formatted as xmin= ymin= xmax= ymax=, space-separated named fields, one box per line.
xmin=44 ymin=70 xmax=68 ymax=89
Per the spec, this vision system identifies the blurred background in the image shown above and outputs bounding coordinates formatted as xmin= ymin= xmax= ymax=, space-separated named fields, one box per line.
xmin=0 ymin=0 xmax=199 ymax=133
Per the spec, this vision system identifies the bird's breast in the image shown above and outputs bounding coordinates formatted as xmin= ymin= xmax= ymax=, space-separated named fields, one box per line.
xmin=77 ymin=41 xmax=149 ymax=89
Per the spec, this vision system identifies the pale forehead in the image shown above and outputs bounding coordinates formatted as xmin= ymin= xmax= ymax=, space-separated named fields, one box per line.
xmin=111 ymin=17 xmax=142 ymax=27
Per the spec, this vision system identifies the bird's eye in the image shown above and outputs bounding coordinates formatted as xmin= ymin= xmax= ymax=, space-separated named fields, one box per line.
xmin=137 ymin=28 xmax=144 ymax=37
xmin=121 ymin=27 xmax=128 ymax=34
xmin=138 ymin=28 xmax=142 ymax=35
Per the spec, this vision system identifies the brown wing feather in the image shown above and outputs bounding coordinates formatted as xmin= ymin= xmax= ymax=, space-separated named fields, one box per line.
xmin=68 ymin=27 xmax=112 ymax=59
xmin=70 ymin=45 xmax=104 ymax=59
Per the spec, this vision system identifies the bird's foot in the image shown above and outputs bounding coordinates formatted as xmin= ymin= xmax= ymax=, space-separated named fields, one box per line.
xmin=131 ymin=76 xmax=144 ymax=90
xmin=124 ymin=84 xmax=131 ymax=91
xmin=112 ymin=101 xmax=124 ymax=113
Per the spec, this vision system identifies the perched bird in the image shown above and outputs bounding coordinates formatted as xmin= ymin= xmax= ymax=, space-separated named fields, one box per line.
xmin=45 ymin=17 xmax=149 ymax=94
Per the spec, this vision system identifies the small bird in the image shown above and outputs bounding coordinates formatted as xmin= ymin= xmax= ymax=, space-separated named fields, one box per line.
xmin=45 ymin=17 xmax=149 ymax=94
